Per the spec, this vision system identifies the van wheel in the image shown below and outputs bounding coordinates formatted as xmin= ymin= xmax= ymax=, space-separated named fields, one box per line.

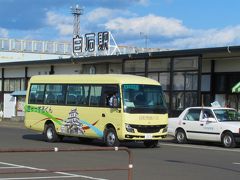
xmin=44 ymin=124 xmax=60 ymax=142
xmin=222 ymin=132 xmax=236 ymax=148
xmin=144 ymin=140 xmax=159 ymax=148
xmin=176 ymin=129 xmax=187 ymax=144
xmin=104 ymin=128 xmax=120 ymax=147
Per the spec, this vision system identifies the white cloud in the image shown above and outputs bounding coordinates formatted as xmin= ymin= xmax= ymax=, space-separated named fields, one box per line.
xmin=137 ymin=0 xmax=149 ymax=6
xmin=162 ymin=26 xmax=240 ymax=49
xmin=105 ymin=14 xmax=189 ymax=37
xmin=46 ymin=11 xmax=72 ymax=36
xmin=0 ymin=28 xmax=8 ymax=37
xmin=86 ymin=8 xmax=135 ymax=23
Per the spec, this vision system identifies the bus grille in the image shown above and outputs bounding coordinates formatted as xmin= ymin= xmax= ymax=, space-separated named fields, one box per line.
xmin=130 ymin=125 xmax=166 ymax=133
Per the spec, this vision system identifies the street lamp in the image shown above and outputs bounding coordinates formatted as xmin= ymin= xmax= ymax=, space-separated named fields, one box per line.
xmin=140 ymin=32 xmax=149 ymax=49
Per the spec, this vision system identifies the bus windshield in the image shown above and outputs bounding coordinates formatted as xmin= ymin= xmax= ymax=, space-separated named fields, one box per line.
xmin=122 ymin=84 xmax=167 ymax=114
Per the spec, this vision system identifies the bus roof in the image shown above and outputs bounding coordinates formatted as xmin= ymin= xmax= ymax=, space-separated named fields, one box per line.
xmin=29 ymin=74 xmax=160 ymax=85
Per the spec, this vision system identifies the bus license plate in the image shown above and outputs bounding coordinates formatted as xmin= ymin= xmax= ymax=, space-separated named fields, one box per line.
xmin=144 ymin=134 xmax=152 ymax=139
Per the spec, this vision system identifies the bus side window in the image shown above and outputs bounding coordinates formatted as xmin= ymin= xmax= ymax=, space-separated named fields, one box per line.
xmin=57 ymin=94 xmax=65 ymax=104
xmin=29 ymin=93 xmax=36 ymax=104
xmin=36 ymin=92 xmax=44 ymax=104
xmin=45 ymin=93 xmax=56 ymax=104
xmin=66 ymin=95 xmax=77 ymax=105
xmin=89 ymin=85 xmax=102 ymax=106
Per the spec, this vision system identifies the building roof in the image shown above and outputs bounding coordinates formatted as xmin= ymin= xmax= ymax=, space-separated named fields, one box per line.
xmin=1 ymin=45 xmax=240 ymax=67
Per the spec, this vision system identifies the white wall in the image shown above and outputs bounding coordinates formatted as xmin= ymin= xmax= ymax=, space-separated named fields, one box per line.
xmin=54 ymin=64 xmax=83 ymax=74
xmin=28 ymin=66 xmax=51 ymax=76
xmin=3 ymin=94 xmax=16 ymax=118
xmin=4 ymin=67 xmax=25 ymax=78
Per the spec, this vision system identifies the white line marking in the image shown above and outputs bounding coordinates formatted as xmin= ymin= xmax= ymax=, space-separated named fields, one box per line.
xmin=233 ymin=162 xmax=240 ymax=165
xmin=0 ymin=167 xmax=23 ymax=169
xmin=0 ymin=162 xmax=108 ymax=180
xmin=161 ymin=143 xmax=240 ymax=152
xmin=0 ymin=175 xmax=108 ymax=180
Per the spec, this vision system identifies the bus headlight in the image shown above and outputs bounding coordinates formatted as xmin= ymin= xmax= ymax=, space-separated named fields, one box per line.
xmin=162 ymin=125 xmax=168 ymax=133
xmin=125 ymin=124 xmax=135 ymax=133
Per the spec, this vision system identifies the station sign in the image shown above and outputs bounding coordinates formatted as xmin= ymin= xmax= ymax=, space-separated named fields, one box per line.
xmin=73 ymin=31 xmax=110 ymax=55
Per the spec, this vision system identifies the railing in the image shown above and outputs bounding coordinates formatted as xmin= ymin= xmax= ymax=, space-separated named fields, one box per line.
xmin=0 ymin=38 xmax=164 ymax=56
xmin=0 ymin=38 xmax=72 ymax=55
xmin=0 ymin=147 xmax=133 ymax=180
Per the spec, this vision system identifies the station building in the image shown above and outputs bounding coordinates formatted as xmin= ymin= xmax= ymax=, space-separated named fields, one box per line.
xmin=1 ymin=37 xmax=240 ymax=118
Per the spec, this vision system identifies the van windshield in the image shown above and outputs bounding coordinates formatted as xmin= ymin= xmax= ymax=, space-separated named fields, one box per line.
xmin=214 ymin=109 xmax=240 ymax=122
xmin=122 ymin=84 xmax=167 ymax=114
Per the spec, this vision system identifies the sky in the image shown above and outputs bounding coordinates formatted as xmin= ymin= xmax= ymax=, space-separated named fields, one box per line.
xmin=1 ymin=0 xmax=240 ymax=50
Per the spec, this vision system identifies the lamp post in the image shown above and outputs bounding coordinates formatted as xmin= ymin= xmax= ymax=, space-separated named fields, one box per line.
xmin=140 ymin=32 xmax=149 ymax=49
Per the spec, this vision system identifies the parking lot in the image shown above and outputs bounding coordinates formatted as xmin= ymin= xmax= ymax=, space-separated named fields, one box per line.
xmin=0 ymin=122 xmax=240 ymax=180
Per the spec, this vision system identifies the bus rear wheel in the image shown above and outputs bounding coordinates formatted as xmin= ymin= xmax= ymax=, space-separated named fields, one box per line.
xmin=104 ymin=128 xmax=120 ymax=147
xmin=44 ymin=123 xmax=60 ymax=142
xmin=144 ymin=140 xmax=159 ymax=148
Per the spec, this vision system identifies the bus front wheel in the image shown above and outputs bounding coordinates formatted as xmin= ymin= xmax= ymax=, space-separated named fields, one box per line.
xmin=44 ymin=123 xmax=60 ymax=142
xmin=104 ymin=128 xmax=120 ymax=147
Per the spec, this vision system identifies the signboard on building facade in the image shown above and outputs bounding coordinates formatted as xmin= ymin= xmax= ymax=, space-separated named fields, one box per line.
xmin=73 ymin=31 xmax=120 ymax=57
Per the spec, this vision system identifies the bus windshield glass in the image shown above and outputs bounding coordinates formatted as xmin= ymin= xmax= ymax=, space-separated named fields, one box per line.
xmin=122 ymin=84 xmax=167 ymax=114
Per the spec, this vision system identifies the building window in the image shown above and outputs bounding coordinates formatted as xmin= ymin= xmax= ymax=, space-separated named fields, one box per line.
xmin=173 ymin=72 xmax=185 ymax=90
xmin=109 ymin=63 xmax=122 ymax=74
xmin=172 ymin=92 xmax=184 ymax=110
xmin=4 ymin=79 xmax=9 ymax=91
xmin=83 ymin=64 xmax=107 ymax=74
xmin=201 ymin=74 xmax=210 ymax=92
xmin=159 ymin=73 xmax=170 ymax=91
xmin=148 ymin=73 xmax=158 ymax=81
xmin=4 ymin=78 xmax=25 ymax=92
xmin=214 ymin=75 xmax=226 ymax=92
xmin=148 ymin=58 xmax=170 ymax=71
xmin=185 ymin=92 xmax=198 ymax=107
xmin=173 ymin=72 xmax=198 ymax=91
xmin=124 ymin=59 xmax=145 ymax=73
xmin=185 ymin=72 xmax=198 ymax=90
xmin=174 ymin=57 xmax=198 ymax=70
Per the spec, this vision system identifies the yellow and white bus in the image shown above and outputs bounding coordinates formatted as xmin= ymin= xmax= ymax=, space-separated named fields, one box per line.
xmin=24 ymin=74 xmax=168 ymax=147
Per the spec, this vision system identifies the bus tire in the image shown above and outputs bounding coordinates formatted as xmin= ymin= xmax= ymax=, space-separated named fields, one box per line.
xmin=222 ymin=132 xmax=236 ymax=148
xmin=44 ymin=123 xmax=60 ymax=142
xmin=104 ymin=127 xmax=120 ymax=147
xmin=144 ymin=140 xmax=159 ymax=148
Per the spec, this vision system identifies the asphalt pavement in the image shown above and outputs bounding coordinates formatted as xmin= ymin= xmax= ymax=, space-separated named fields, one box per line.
xmin=0 ymin=120 xmax=240 ymax=180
